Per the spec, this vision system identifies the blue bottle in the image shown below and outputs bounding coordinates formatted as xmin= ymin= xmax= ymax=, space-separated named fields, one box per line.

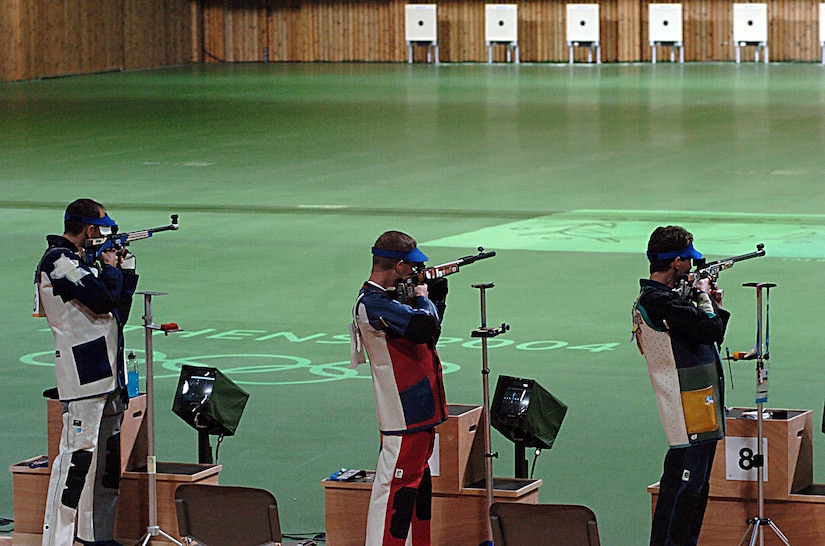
xmin=127 ymin=350 xmax=140 ymax=397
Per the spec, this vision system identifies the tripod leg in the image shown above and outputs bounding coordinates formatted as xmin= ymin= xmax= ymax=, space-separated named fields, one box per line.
xmin=156 ymin=527 xmax=184 ymax=545
xmin=736 ymin=522 xmax=749 ymax=546
xmin=749 ymin=520 xmax=761 ymax=546
xmin=736 ymin=518 xmax=758 ymax=546
xmin=767 ymin=520 xmax=792 ymax=546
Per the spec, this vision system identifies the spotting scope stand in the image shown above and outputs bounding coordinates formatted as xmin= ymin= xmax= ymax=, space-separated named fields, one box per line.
xmin=136 ymin=291 xmax=183 ymax=546
xmin=198 ymin=430 xmax=214 ymax=464
xmin=735 ymin=282 xmax=792 ymax=546
xmin=471 ymin=283 xmax=510 ymax=546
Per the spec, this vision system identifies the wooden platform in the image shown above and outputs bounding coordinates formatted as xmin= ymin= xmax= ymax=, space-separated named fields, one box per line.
xmin=648 ymin=484 xmax=825 ymax=545
xmin=9 ymin=458 xmax=221 ymax=545
xmin=648 ymin=408 xmax=825 ymax=545
xmin=322 ymin=404 xmax=542 ymax=546
xmin=9 ymin=395 xmax=221 ymax=545
xmin=323 ymin=473 xmax=540 ymax=546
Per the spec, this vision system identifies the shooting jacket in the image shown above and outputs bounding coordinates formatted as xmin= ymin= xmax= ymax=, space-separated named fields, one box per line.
xmin=35 ymin=235 xmax=138 ymax=401
xmin=352 ymin=281 xmax=448 ymax=435
xmin=632 ymin=279 xmax=729 ymax=448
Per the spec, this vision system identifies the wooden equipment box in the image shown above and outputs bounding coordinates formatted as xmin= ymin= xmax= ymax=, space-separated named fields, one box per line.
xmin=432 ymin=404 xmax=486 ymax=494
xmin=708 ymin=407 xmax=813 ymax=500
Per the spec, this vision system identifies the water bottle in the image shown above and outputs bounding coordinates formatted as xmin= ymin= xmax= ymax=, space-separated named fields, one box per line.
xmin=127 ymin=350 xmax=140 ymax=398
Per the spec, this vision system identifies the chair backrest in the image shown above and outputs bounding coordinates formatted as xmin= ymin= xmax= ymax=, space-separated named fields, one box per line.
xmin=490 ymin=502 xmax=601 ymax=546
xmin=175 ymin=483 xmax=283 ymax=546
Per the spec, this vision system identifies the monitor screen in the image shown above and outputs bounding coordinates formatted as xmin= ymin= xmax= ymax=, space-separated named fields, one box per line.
xmin=178 ymin=374 xmax=215 ymax=408
xmin=497 ymin=383 xmax=532 ymax=424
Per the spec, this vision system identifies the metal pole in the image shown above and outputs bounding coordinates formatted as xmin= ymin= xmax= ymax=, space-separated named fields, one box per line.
xmin=137 ymin=291 xmax=182 ymax=546
xmin=471 ymin=283 xmax=509 ymax=545
xmin=756 ymin=285 xmax=768 ymax=546
xmin=739 ymin=283 xmax=789 ymax=546
xmin=144 ymin=294 xmax=158 ymax=533
xmin=477 ymin=286 xmax=495 ymax=519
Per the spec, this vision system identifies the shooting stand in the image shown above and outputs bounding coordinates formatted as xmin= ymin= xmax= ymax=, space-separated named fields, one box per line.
xmin=136 ymin=291 xmax=183 ymax=546
xmin=471 ymin=283 xmax=509 ymax=546
xmin=737 ymin=282 xmax=792 ymax=546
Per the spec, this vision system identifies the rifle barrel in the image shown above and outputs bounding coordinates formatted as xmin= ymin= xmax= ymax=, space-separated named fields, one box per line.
xmin=113 ymin=216 xmax=180 ymax=246
xmin=422 ymin=250 xmax=496 ymax=280
xmin=705 ymin=244 xmax=765 ymax=268
xmin=460 ymin=250 xmax=496 ymax=265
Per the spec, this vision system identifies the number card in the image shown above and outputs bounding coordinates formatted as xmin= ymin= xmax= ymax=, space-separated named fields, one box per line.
xmin=725 ymin=436 xmax=768 ymax=481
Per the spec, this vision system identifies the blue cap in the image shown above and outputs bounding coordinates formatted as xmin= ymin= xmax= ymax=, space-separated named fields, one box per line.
xmin=371 ymin=246 xmax=429 ymax=263
xmin=65 ymin=212 xmax=117 ymax=228
xmin=647 ymin=242 xmax=703 ymax=262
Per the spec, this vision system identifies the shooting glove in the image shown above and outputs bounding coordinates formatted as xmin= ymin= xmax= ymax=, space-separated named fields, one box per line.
xmin=120 ymin=251 xmax=136 ymax=272
xmin=693 ymin=291 xmax=715 ymax=315
xmin=425 ymin=277 xmax=448 ymax=302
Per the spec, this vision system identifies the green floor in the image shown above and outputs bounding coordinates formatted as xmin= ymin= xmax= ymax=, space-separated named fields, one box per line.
xmin=2 ymin=62 xmax=825 ymax=545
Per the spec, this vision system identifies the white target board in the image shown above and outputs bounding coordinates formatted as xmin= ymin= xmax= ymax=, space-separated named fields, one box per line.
xmin=405 ymin=5 xmax=437 ymax=42
xmin=566 ymin=4 xmax=600 ymax=43
xmin=649 ymin=4 xmax=683 ymax=43
xmin=820 ymin=3 xmax=825 ymax=43
xmin=733 ymin=3 xmax=768 ymax=43
xmin=485 ymin=4 xmax=518 ymax=42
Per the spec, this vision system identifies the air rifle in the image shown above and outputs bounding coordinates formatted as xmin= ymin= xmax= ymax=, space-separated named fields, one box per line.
xmin=395 ymin=247 xmax=496 ymax=304
xmin=84 ymin=214 xmax=180 ymax=265
xmin=675 ymin=243 xmax=766 ymax=299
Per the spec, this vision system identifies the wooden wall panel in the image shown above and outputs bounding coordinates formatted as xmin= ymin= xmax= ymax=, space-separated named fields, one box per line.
xmin=0 ymin=0 xmax=190 ymax=82
xmin=0 ymin=0 xmax=23 ymax=81
xmin=124 ymin=0 xmax=191 ymax=68
xmin=3 ymin=0 xmax=825 ymax=82
xmin=192 ymin=0 xmax=825 ymax=64
xmin=618 ymin=0 xmax=642 ymax=60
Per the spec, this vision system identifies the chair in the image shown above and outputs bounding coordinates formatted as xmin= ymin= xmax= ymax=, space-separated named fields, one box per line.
xmin=175 ymin=483 xmax=316 ymax=546
xmin=490 ymin=502 xmax=601 ymax=546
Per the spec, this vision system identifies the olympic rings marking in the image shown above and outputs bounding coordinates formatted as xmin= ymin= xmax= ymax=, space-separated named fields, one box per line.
xmin=19 ymin=351 xmax=460 ymax=386
xmin=160 ymin=354 xmax=360 ymax=385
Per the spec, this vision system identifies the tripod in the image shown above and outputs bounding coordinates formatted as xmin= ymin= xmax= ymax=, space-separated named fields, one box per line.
xmin=136 ymin=291 xmax=183 ymax=546
xmin=471 ymin=283 xmax=509 ymax=546
xmin=737 ymin=282 xmax=791 ymax=546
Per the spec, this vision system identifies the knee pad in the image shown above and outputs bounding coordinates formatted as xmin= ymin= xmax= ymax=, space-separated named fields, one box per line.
xmin=62 ymin=450 xmax=93 ymax=509
xmin=101 ymin=432 xmax=121 ymax=490
xmin=389 ymin=487 xmax=417 ymax=539
xmin=415 ymin=468 xmax=433 ymax=521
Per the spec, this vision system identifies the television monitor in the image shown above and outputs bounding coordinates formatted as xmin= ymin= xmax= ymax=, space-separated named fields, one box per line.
xmin=490 ymin=375 xmax=567 ymax=450
xmin=172 ymin=365 xmax=249 ymax=437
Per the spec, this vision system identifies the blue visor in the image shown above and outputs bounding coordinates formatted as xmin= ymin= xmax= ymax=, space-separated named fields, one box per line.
xmin=371 ymin=246 xmax=429 ymax=263
xmin=65 ymin=212 xmax=118 ymax=228
xmin=647 ymin=242 xmax=703 ymax=261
